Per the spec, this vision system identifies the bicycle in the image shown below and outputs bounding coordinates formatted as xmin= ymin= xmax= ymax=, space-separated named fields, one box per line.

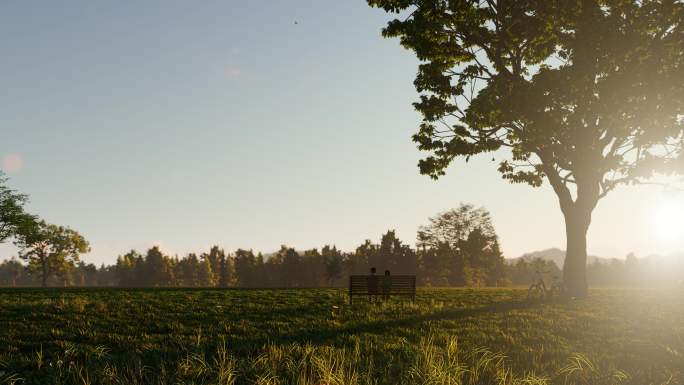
xmin=527 ymin=275 xmax=547 ymax=300
xmin=528 ymin=271 xmax=566 ymax=300
xmin=546 ymin=276 xmax=566 ymax=299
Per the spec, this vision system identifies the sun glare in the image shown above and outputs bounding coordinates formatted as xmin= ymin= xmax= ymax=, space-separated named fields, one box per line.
xmin=652 ymin=197 xmax=684 ymax=251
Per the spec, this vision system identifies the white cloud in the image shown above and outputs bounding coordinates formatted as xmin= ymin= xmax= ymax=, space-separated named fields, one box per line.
xmin=224 ymin=66 xmax=242 ymax=79
xmin=2 ymin=154 xmax=23 ymax=173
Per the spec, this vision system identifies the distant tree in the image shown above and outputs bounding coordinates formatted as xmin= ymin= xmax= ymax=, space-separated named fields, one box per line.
xmin=217 ymin=252 xmax=233 ymax=288
xmin=419 ymin=242 xmax=454 ymax=286
xmin=0 ymin=257 xmax=25 ymax=287
xmin=280 ymin=246 xmax=301 ymax=287
xmin=368 ymin=0 xmax=684 ymax=297
xmin=301 ymin=248 xmax=325 ymax=287
xmin=16 ymin=221 xmax=90 ymax=287
xmin=418 ymin=205 xmax=502 ymax=286
xmin=234 ymin=249 xmax=257 ymax=287
xmin=58 ymin=260 xmax=76 ymax=287
xmin=624 ymin=252 xmax=639 ymax=285
xmin=254 ymin=252 xmax=266 ymax=286
xmin=77 ymin=262 xmax=99 ymax=286
xmin=460 ymin=228 xmax=507 ymax=286
xmin=322 ymin=245 xmax=344 ymax=286
xmin=353 ymin=240 xmax=377 ymax=274
xmin=72 ymin=260 xmax=98 ymax=286
xmin=378 ymin=230 xmax=418 ymax=274
xmin=0 ymin=172 xmax=37 ymax=244
xmin=133 ymin=253 xmax=145 ymax=285
xmin=204 ymin=246 xmax=225 ymax=284
xmin=198 ymin=256 xmax=216 ymax=287
xmin=509 ymin=257 xmax=561 ymax=286
xmin=178 ymin=253 xmax=200 ymax=286
xmin=116 ymin=250 xmax=142 ymax=287
xmin=142 ymin=246 xmax=173 ymax=287
xmin=417 ymin=204 xmax=496 ymax=249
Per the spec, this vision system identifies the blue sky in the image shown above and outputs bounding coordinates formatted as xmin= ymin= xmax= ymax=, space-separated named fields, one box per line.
xmin=1 ymin=1 xmax=681 ymax=264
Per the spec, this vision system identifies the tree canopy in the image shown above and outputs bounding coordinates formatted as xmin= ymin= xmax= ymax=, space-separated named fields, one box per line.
xmin=16 ymin=221 xmax=90 ymax=287
xmin=368 ymin=0 xmax=684 ymax=296
xmin=418 ymin=205 xmax=506 ymax=286
xmin=417 ymin=203 xmax=496 ymax=249
xmin=0 ymin=172 xmax=37 ymax=244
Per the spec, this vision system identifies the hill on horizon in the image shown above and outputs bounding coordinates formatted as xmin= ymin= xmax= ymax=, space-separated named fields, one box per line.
xmin=506 ymin=248 xmax=609 ymax=268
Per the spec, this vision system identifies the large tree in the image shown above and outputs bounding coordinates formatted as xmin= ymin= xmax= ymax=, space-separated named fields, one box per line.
xmin=16 ymin=221 xmax=90 ymax=287
xmin=368 ymin=0 xmax=684 ymax=296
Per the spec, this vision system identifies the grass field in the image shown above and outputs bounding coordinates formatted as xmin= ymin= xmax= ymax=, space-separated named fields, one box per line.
xmin=0 ymin=288 xmax=682 ymax=385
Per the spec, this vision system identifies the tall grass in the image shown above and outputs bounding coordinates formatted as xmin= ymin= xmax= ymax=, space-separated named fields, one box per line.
xmin=1 ymin=335 xmax=637 ymax=385
xmin=1 ymin=288 xmax=682 ymax=384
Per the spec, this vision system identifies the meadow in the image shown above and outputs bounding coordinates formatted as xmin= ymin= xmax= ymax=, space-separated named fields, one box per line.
xmin=0 ymin=288 xmax=682 ymax=385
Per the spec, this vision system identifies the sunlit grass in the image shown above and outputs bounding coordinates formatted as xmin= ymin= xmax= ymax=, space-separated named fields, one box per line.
xmin=0 ymin=288 xmax=682 ymax=384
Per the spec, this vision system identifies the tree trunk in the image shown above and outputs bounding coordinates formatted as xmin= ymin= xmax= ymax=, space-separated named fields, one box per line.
xmin=539 ymin=148 xmax=600 ymax=298
xmin=41 ymin=256 xmax=48 ymax=288
xmin=562 ymin=205 xmax=592 ymax=298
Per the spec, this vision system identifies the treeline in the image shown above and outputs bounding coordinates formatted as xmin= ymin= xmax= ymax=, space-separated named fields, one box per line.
xmin=0 ymin=229 xmax=510 ymax=288
xmin=585 ymin=253 xmax=684 ymax=287
xmin=1 ymin=203 xmax=518 ymax=288
xmin=1 ymin=237 xmax=679 ymax=288
xmin=507 ymin=253 xmax=684 ymax=288
xmin=3 ymin=185 xmax=679 ymax=288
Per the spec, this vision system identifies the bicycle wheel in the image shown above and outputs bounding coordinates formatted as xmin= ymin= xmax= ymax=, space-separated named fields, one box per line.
xmin=546 ymin=285 xmax=558 ymax=299
xmin=553 ymin=283 xmax=567 ymax=298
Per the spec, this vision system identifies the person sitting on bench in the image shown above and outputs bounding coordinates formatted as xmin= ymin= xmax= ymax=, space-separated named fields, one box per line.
xmin=382 ymin=270 xmax=391 ymax=301
xmin=368 ymin=267 xmax=379 ymax=302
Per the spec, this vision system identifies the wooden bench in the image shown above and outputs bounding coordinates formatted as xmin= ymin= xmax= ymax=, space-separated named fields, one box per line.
xmin=348 ymin=275 xmax=416 ymax=304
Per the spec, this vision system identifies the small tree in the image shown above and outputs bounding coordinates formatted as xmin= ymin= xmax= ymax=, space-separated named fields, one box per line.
xmin=16 ymin=221 xmax=90 ymax=287
xmin=369 ymin=0 xmax=684 ymax=297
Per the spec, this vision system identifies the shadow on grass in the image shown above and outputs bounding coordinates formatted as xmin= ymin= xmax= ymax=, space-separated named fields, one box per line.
xmin=245 ymin=299 xmax=549 ymax=350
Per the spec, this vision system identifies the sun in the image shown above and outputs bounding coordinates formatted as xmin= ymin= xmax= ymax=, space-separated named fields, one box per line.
xmin=652 ymin=197 xmax=684 ymax=250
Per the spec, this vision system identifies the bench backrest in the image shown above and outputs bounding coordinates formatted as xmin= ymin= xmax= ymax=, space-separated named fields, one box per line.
xmin=349 ymin=275 xmax=416 ymax=295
